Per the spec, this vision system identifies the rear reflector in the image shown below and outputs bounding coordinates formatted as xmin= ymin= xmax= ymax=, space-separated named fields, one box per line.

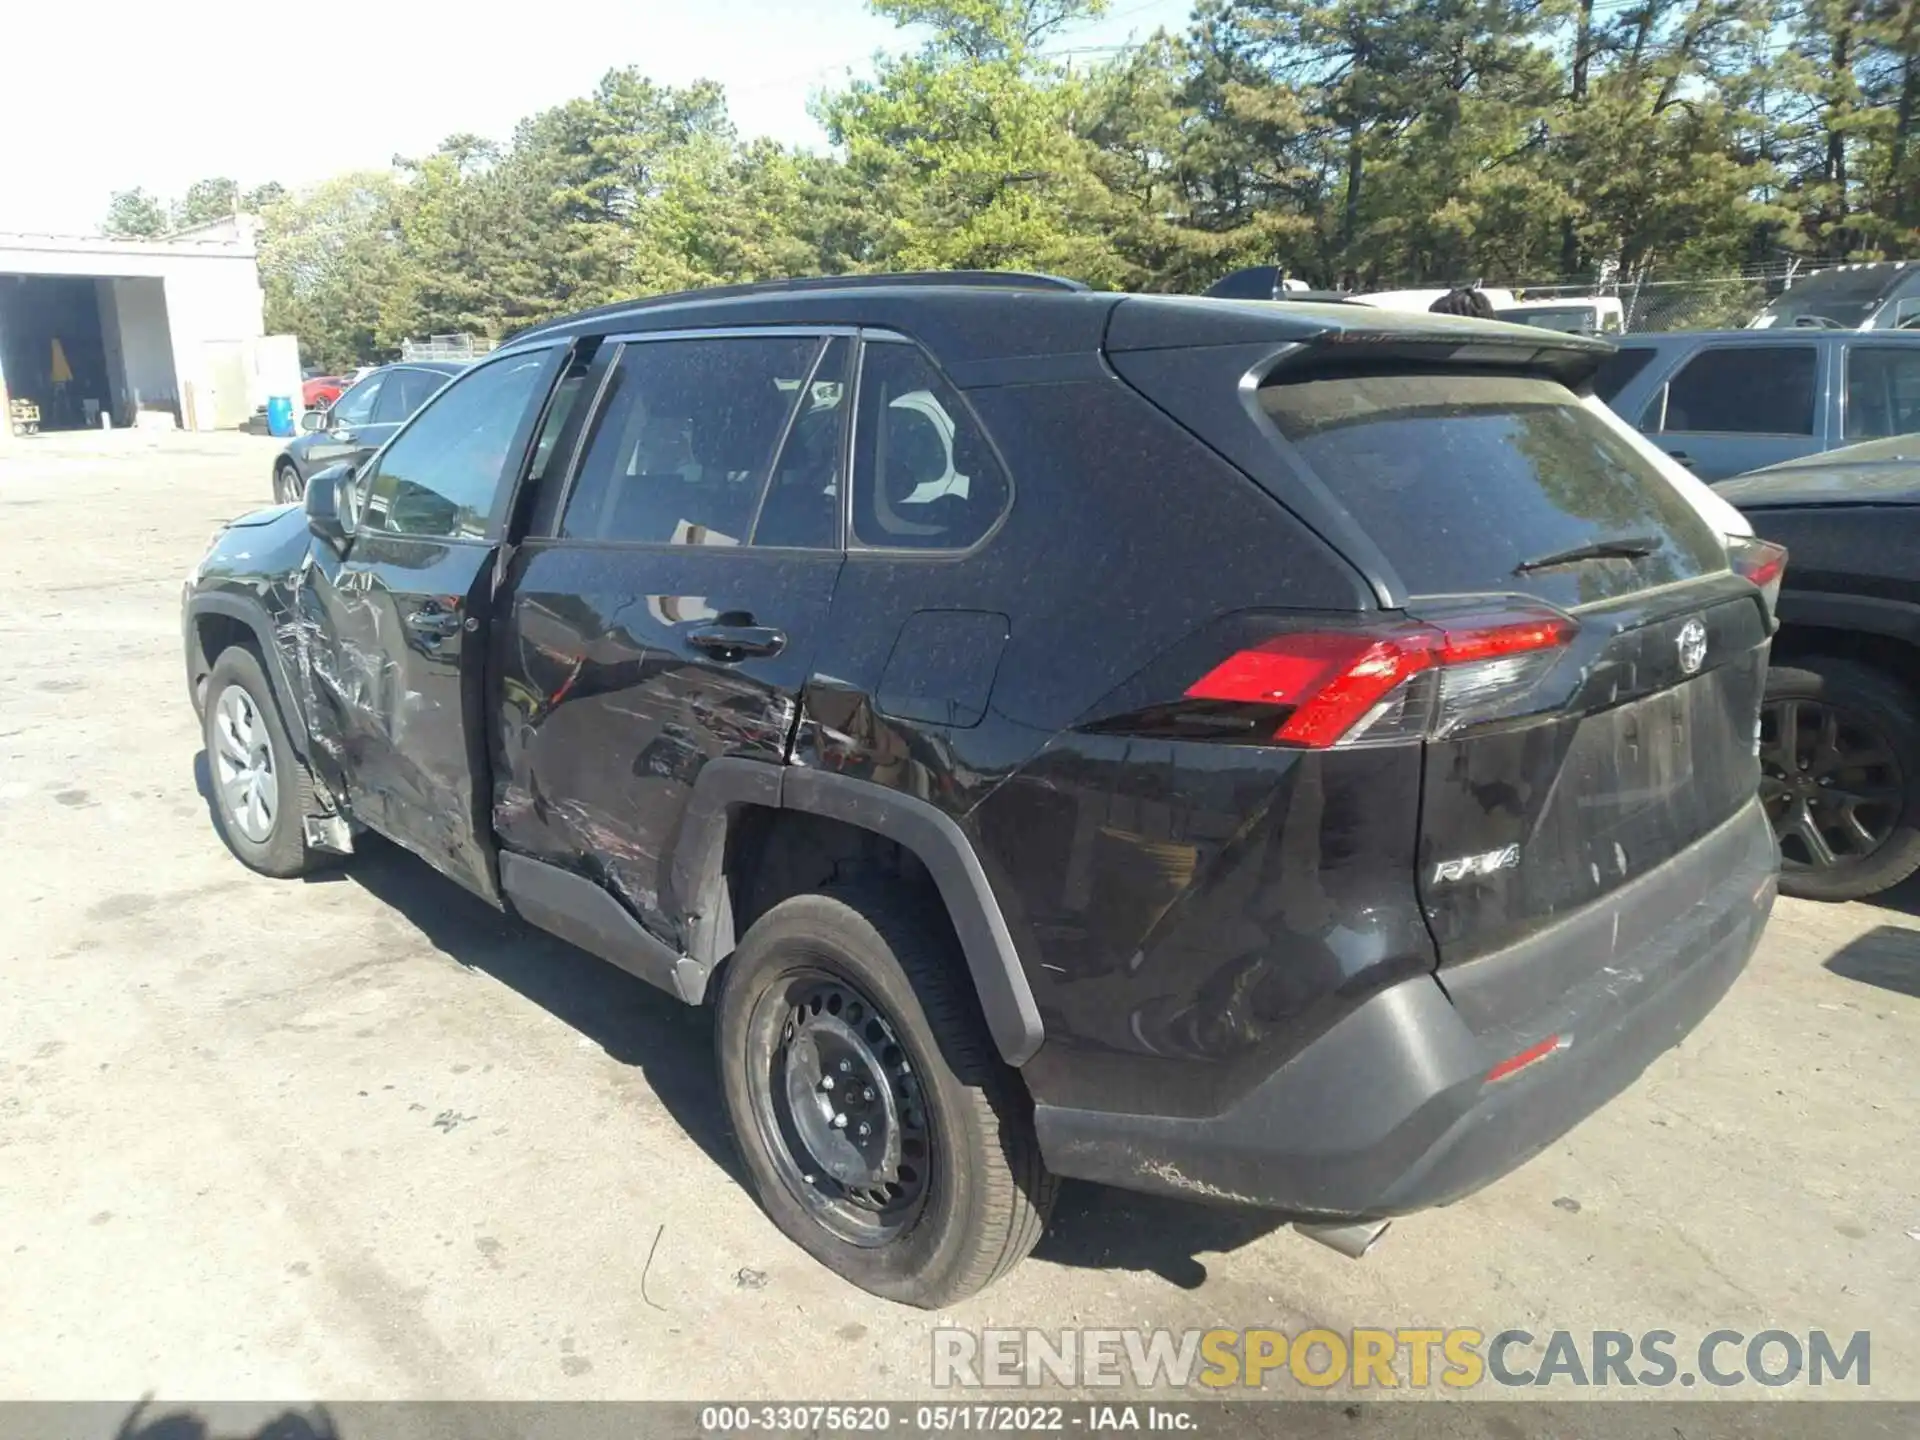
xmin=1184 ymin=608 xmax=1574 ymax=749
xmin=1486 ymin=1034 xmax=1563 ymax=1083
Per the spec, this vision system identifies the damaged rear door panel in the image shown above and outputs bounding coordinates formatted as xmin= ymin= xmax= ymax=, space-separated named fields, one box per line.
xmin=295 ymin=345 xmax=564 ymax=901
xmin=492 ymin=331 xmax=850 ymax=943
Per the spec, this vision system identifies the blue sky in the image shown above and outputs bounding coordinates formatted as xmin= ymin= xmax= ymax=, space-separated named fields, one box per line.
xmin=0 ymin=0 xmax=1192 ymax=235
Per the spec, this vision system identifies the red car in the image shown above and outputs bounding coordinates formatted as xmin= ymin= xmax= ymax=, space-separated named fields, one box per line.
xmin=301 ymin=375 xmax=347 ymax=411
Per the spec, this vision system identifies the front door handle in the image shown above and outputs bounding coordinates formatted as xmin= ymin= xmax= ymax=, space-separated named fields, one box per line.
xmin=1665 ymin=449 xmax=1695 ymax=469
xmin=686 ymin=624 xmax=786 ymax=661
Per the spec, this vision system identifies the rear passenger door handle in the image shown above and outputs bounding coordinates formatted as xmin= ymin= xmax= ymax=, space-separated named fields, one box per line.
xmin=1665 ymin=450 xmax=1695 ymax=469
xmin=686 ymin=625 xmax=786 ymax=661
xmin=406 ymin=609 xmax=463 ymax=637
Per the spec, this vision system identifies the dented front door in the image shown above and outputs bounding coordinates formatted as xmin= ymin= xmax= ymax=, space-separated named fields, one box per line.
xmin=295 ymin=347 xmax=561 ymax=900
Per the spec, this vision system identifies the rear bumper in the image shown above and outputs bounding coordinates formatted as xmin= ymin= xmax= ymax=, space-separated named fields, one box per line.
xmin=1034 ymin=798 xmax=1777 ymax=1217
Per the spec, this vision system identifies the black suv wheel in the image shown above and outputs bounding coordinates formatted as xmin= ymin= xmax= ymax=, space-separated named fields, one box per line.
xmin=716 ymin=885 xmax=1055 ymax=1307
xmin=1761 ymin=657 xmax=1920 ymax=901
xmin=203 ymin=647 xmax=319 ymax=878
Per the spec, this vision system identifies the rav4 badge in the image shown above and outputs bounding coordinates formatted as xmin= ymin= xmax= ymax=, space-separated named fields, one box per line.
xmin=1432 ymin=844 xmax=1521 ymax=885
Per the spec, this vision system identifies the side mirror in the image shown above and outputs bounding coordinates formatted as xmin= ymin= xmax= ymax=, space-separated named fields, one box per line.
xmin=300 ymin=409 xmax=327 ymax=433
xmin=305 ymin=468 xmax=354 ymax=549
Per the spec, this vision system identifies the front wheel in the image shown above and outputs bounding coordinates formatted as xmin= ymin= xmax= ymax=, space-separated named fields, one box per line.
xmin=203 ymin=647 xmax=319 ymax=878
xmin=716 ymin=885 xmax=1055 ymax=1307
xmin=1761 ymin=657 xmax=1920 ymax=901
xmin=274 ymin=461 xmax=304 ymax=504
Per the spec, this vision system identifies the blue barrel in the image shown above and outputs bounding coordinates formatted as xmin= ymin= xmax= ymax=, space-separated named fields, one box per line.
xmin=266 ymin=395 xmax=294 ymax=437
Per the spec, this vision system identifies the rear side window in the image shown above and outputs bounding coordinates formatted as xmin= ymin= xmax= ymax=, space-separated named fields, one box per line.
xmin=330 ymin=373 xmax=383 ymax=427
xmin=1845 ymin=346 xmax=1920 ymax=440
xmin=851 ymin=341 xmax=1009 ymax=551
xmin=753 ymin=337 xmax=849 ymax=549
xmin=1659 ymin=346 xmax=1817 ymax=435
xmin=1592 ymin=347 xmax=1655 ymax=404
xmin=373 ymin=367 xmax=445 ymax=423
xmin=561 ymin=336 xmax=819 ymax=546
xmin=1259 ymin=372 xmax=1726 ymax=605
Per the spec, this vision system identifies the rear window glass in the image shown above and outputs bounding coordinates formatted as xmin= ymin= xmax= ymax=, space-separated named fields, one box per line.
xmin=1259 ymin=372 xmax=1726 ymax=605
xmin=1759 ymin=267 xmax=1911 ymax=329
xmin=1592 ymin=347 xmax=1655 ymax=403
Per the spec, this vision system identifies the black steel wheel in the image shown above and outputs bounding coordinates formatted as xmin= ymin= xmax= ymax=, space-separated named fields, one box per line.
xmin=715 ymin=884 xmax=1054 ymax=1307
xmin=1761 ymin=659 xmax=1920 ymax=901
xmin=745 ymin=969 xmax=932 ymax=1247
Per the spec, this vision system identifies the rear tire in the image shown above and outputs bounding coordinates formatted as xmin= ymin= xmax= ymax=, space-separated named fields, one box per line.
xmin=203 ymin=646 xmax=319 ymax=879
xmin=716 ymin=884 xmax=1055 ymax=1307
xmin=1762 ymin=657 xmax=1920 ymax=901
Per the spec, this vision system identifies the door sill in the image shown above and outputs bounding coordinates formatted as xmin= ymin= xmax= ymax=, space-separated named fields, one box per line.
xmin=499 ymin=851 xmax=709 ymax=1003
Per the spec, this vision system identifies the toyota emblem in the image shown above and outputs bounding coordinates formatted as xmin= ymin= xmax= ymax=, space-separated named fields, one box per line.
xmin=1677 ymin=618 xmax=1708 ymax=675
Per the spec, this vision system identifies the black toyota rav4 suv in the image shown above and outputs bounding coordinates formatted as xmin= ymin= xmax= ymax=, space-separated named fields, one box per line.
xmin=183 ymin=273 xmax=1782 ymax=1307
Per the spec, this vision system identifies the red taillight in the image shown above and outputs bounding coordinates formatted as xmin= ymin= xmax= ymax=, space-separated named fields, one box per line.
xmin=1184 ymin=609 xmax=1574 ymax=749
xmin=1729 ymin=534 xmax=1786 ymax=592
xmin=1727 ymin=535 xmax=1787 ymax=619
xmin=1186 ymin=633 xmax=1435 ymax=747
xmin=1738 ymin=548 xmax=1786 ymax=589
xmin=1184 ymin=633 xmax=1381 ymax=706
xmin=1273 ymin=638 xmax=1434 ymax=747
xmin=1432 ymin=613 xmax=1575 ymax=663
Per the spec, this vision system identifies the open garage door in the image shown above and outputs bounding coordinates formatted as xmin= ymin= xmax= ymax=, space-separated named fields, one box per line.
xmin=0 ymin=273 xmax=179 ymax=432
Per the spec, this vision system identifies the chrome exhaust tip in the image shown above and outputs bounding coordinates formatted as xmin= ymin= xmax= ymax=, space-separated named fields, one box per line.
xmin=1294 ymin=1218 xmax=1391 ymax=1259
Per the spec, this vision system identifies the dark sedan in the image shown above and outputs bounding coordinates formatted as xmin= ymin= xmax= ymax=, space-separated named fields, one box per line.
xmin=1719 ymin=435 xmax=1920 ymax=899
xmin=271 ymin=361 xmax=463 ymax=502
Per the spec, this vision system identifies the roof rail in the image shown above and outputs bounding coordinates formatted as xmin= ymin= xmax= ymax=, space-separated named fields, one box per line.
xmin=504 ymin=271 xmax=1089 ymax=344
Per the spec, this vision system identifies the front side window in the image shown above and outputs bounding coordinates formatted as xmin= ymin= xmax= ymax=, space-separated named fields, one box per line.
xmin=851 ymin=341 xmax=1009 ymax=551
xmin=1844 ymin=346 xmax=1920 ymax=440
xmin=330 ymin=373 xmax=384 ymax=427
xmin=357 ymin=351 xmax=553 ymax=540
xmin=559 ymin=336 xmax=819 ymax=546
xmin=1659 ymin=346 xmax=1817 ymax=435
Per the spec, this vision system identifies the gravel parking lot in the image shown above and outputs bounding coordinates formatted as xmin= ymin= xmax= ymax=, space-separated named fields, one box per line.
xmin=2 ymin=430 xmax=1917 ymax=1405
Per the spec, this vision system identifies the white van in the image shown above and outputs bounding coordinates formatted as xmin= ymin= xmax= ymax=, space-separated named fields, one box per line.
xmin=1495 ymin=296 xmax=1627 ymax=336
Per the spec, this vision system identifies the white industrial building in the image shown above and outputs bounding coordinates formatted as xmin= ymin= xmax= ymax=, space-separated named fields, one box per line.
xmin=0 ymin=217 xmax=295 ymax=441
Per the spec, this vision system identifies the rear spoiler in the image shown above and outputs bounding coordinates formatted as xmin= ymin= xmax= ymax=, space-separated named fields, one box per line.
xmin=1260 ymin=333 xmax=1612 ymax=392
xmin=1108 ymin=295 xmax=1612 ymax=391
xmin=1203 ymin=266 xmax=1355 ymax=306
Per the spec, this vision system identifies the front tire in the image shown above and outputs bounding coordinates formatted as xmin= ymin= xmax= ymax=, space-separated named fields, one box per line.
xmin=203 ymin=647 xmax=317 ymax=878
xmin=274 ymin=461 xmax=304 ymax=504
xmin=1762 ymin=657 xmax=1920 ymax=901
xmin=716 ymin=885 xmax=1055 ymax=1307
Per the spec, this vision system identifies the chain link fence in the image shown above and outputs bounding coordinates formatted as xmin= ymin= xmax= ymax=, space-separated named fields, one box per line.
xmin=400 ymin=334 xmax=496 ymax=363
xmin=1507 ymin=262 xmax=1811 ymax=333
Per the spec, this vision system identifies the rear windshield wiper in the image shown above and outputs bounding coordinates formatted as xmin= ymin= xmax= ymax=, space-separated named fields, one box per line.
xmin=1513 ymin=534 xmax=1660 ymax=575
